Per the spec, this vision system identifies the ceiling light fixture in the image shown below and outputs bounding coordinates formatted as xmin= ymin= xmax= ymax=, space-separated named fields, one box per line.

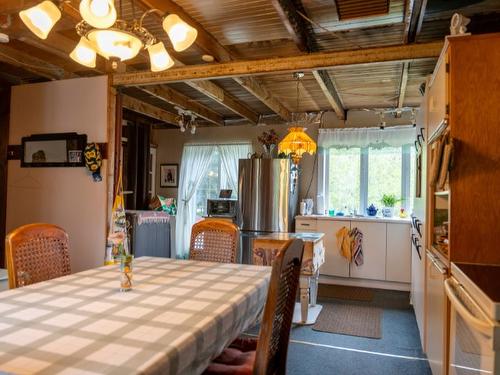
xmin=278 ymin=72 xmax=317 ymax=164
xmin=19 ymin=0 xmax=198 ymax=72
xmin=175 ymin=106 xmax=197 ymax=134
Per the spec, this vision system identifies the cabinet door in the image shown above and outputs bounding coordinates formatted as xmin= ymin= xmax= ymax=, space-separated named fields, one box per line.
xmin=349 ymin=221 xmax=387 ymax=280
xmin=427 ymin=53 xmax=448 ymax=138
xmin=316 ymin=220 xmax=350 ymax=277
xmin=386 ymin=223 xmax=411 ymax=282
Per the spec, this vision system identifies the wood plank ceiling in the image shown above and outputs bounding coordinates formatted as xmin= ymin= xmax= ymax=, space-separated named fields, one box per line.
xmin=1 ymin=0 xmax=500 ymax=127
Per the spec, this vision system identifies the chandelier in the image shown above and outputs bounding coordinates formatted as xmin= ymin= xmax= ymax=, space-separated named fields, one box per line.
xmin=278 ymin=72 xmax=317 ymax=164
xmin=19 ymin=0 xmax=198 ymax=71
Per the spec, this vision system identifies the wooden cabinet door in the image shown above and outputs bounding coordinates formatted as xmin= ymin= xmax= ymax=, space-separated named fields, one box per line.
xmin=427 ymin=52 xmax=448 ymax=139
xmin=349 ymin=221 xmax=387 ymax=280
xmin=386 ymin=223 xmax=411 ymax=282
xmin=316 ymin=220 xmax=350 ymax=277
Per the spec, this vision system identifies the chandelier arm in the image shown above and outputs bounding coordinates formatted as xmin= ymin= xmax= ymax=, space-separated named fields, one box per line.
xmin=139 ymin=8 xmax=165 ymax=28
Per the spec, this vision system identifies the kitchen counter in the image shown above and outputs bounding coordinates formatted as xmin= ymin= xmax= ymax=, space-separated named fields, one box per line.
xmin=296 ymin=214 xmax=411 ymax=224
xmin=253 ymin=231 xmax=324 ymax=242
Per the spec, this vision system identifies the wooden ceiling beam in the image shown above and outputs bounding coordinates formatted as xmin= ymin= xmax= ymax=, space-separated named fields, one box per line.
xmin=122 ymin=95 xmax=179 ymax=126
xmin=134 ymin=0 xmax=290 ymax=123
xmin=138 ymin=85 xmax=224 ymax=126
xmin=262 ymin=0 xmax=347 ymax=118
xmin=407 ymin=0 xmax=428 ymax=43
xmin=234 ymin=76 xmax=291 ymax=122
xmin=185 ymin=80 xmax=259 ymax=124
xmin=0 ymin=43 xmax=70 ymax=80
xmin=112 ymin=41 xmax=444 ymax=86
xmin=397 ymin=61 xmax=410 ymax=108
xmin=312 ymin=70 xmax=345 ymax=119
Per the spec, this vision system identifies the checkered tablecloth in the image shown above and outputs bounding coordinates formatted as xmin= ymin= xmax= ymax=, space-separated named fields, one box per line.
xmin=0 ymin=257 xmax=271 ymax=375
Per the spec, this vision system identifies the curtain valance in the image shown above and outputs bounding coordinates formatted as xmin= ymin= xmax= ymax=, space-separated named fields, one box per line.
xmin=318 ymin=126 xmax=416 ymax=149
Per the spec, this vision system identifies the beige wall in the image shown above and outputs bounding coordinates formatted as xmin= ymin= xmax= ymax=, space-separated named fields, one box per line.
xmin=152 ymin=109 xmax=414 ymax=202
xmin=6 ymin=76 xmax=109 ymax=272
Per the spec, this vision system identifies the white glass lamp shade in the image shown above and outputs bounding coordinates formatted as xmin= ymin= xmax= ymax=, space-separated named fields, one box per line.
xmin=79 ymin=0 xmax=117 ymax=29
xmin=148 ymin=42 xmax=174 ymax=72
xmin=162 ymin=14 xmax=197 ymax=52
xmin=19 ymin=1 xmax=61 ymax=40
xmin=87 ymin=29 xmax=142 ymax=61
xmin=70 ymin=37 xmax=97 ymax=68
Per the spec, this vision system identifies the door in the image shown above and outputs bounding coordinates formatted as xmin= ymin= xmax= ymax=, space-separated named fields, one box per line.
xmin=425 ymin=251 xmax=448 ymax=375
xmin=349 ymin=221 xmax=386 ymax=280
xmin=316 ymin=220 xmax=350 ymax=277
xmin=386 ymin=223 xmax=411 ymax=282
xmin=445 ymin=277 xmax=498 ymax=375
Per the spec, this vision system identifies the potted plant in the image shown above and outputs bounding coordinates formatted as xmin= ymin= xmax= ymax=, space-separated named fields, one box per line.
xmin=380 ymin=194 xmax=401 ymax=217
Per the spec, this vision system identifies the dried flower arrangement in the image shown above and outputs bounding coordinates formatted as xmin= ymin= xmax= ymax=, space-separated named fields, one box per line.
xmin=257 ymin=129 xmax=279 ymax=147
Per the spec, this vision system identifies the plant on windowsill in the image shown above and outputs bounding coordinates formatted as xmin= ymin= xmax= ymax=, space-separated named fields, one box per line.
xmin=380 ymin=194 xmax=401 ymax=217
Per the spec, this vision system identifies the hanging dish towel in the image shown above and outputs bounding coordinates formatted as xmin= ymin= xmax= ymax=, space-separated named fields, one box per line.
xmin=349 ymin=227 xmax=364 ymax=266
xmin=336 ymin=226 xmax=352 ymax=262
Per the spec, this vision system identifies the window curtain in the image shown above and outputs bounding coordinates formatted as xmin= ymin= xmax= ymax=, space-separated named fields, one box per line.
xmin=219 ymin=144 xmax=252 ymax=192
xmin=175 ymin=144 xmax=216 ymax=258
xmin=318 ymin=126 xmax=416 ymax=149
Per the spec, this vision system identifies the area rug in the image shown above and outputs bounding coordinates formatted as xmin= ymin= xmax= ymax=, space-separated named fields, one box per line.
xmin=318 ymin=284 xmax=375 ymax=302
xmin=312 ymin=302 xmax=382 ymax=339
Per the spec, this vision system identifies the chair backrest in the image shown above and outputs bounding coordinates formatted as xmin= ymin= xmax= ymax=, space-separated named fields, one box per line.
xmin=5 ymin=223 xmax=71 ymax=289
xmin=254 ymin=239 xmax=304 ymax=375
xmin=189 ymin=219 xmax=240 ymax=263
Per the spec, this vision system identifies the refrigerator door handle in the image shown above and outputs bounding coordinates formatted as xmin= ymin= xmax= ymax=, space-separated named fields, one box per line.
xmin=444 ymin=278 xmax=494 ymax=335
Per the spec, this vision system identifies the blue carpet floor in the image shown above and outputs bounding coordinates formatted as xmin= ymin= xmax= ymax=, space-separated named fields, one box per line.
xmin=284 ymin=288 xmax=431 ymax=375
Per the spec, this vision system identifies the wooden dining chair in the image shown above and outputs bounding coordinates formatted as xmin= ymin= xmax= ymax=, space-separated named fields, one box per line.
xmin=204 ymin=239 xmax=304 ymax=375
xmin=189 ymin=219 xmax=240 ymax=263
xmin=5 ymin=223 xmax=71 ymax=289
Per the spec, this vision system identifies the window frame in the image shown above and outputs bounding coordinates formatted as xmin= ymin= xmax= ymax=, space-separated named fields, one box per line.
xmin=324 ymin=144 xmax=414 ymax=214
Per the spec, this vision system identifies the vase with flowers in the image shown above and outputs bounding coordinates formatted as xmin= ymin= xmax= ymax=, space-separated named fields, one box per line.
xmin=258 ymin=129 xmax=279 ymax=158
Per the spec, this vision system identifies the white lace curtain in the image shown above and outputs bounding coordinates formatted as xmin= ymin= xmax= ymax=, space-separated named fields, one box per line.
xmin=219 ymin=144 xmax=252 ymax=192
xmin=175 ymin=143 xmax=252 ymax=258
xmin=318 ymin=126 xmax=416 ymax=149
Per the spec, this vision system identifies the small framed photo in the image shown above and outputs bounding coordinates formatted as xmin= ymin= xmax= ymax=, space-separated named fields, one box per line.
xmin=68 ymin=150 xmax=82 ymax=163
xmin=160 ymin=164 xmax=178 ymax=188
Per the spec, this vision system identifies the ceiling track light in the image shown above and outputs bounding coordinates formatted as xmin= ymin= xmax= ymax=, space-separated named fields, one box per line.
xmin=175 ymin=106 xmax=198 ymax=134
xmin=19 ymin=0 xmax=198 ymax=72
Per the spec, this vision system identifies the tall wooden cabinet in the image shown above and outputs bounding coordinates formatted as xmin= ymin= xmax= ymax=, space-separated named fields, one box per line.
xmin=427 ymin=33 xmax=500 ymax=266
xmin=423 ymin=33 xmax=500 ymax=375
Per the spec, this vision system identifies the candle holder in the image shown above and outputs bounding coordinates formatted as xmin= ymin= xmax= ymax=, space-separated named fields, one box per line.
xmin=120 ymin=255 xmax=133 ymax=291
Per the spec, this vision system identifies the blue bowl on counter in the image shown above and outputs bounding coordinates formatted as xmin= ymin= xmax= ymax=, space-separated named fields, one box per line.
xmin=366 ymin=204 xmax=378 ymax=216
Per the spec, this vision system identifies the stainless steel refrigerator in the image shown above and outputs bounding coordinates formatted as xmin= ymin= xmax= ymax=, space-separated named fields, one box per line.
xmin=237 ymin=158 xmax=299 ymax=263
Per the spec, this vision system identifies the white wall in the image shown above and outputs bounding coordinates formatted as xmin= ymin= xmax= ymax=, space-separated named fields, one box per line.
xmin=6 ymin=76 xmax=109 ymax=272
xmin=152 ymin=109 xmax=415 ymax=201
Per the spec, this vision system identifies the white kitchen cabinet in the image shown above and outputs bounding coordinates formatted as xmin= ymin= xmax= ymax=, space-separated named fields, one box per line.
xmin=349 ymin=221 xmax=387 ymax=281
xmin=315 ymin=220 xmax=350 ymax=277
xmin=386 ymin=223 xmax=412 ymax=283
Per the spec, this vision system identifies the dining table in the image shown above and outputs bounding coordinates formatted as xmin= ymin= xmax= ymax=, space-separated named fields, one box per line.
xmin=0 ymin=257 xmax=271 ymax=375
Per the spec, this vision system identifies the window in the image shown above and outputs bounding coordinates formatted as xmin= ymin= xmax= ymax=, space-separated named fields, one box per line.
xmin=194 ymin=149 xmax=234 ymax=217
xmin=327 ymin=145 xmax=414 ymax=214
xmin=192 ymin=144 xmax=252 ymax=217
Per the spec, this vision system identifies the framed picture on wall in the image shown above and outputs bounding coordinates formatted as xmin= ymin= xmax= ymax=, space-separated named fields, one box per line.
xmin=160 ymin=164 xmax=178 ymax=188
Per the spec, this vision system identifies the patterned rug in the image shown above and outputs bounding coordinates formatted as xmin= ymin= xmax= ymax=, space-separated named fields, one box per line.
xmin=312 ymin=302 xmax=382 ymax=339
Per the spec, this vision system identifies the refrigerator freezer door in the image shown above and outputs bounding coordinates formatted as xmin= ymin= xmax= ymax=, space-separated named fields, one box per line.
xmin=238 ymin=158 xmax=298 ymax=232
